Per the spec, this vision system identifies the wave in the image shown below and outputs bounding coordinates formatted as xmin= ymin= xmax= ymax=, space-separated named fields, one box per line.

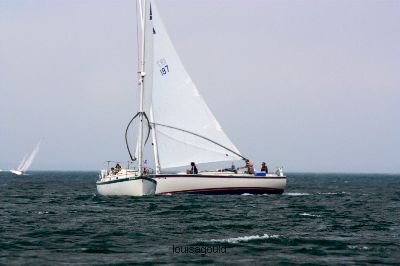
xmin=299 ymin=212 xmax=321 ymax=217
xmin=318 ymin=192 xmax=347 ymax=195
xmin=348 ymin=245 xmax=369 ymax=250
xmin=209 ymin=233 xmax=280 ymax=244
xmin=286 ymin=192 xmax=310 ymax=196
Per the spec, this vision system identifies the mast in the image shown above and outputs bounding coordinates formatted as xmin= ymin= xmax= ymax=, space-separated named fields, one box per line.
xmin=137 ymin=0 xmax=147 ymax=176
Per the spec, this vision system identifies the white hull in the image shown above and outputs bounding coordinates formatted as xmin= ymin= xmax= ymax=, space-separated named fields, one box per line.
xmin=97 ymin=171 xmax=286 ymax=196
xmin=154 ymin=173 xmax=286 ymax=195
xmin=96 ymin=177 xmax=157 ymax=196
xmin=10 ymin=170 xmax=23 ymax=175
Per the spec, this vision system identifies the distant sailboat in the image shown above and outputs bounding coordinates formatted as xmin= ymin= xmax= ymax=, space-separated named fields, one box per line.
xmin=10 ymin=140 xmax=42 ymax=175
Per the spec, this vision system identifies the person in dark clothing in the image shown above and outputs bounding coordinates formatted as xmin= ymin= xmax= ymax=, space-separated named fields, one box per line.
xmin=261 ymin=162 xmax=268 ymax=173
xmin=189 ymin=162 xmax=198 ymax=174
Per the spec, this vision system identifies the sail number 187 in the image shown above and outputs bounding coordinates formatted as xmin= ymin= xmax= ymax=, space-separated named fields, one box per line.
xmin=157 ymin=58 xmax=169 ymax=76
xmin=160 ymin=65 xmax=169 ymax=76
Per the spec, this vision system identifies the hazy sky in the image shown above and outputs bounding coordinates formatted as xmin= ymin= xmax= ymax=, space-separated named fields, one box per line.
xmin=1 ymin=0 xmax=399 ymax=173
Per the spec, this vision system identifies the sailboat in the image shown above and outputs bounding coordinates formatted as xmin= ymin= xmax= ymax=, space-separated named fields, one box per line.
xmin=10 ymin=140 xmax=42 ymax=175
xmin=96 ymin=0 xmax=287 ymax=196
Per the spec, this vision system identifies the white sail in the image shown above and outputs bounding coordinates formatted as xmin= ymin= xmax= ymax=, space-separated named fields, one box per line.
xmin=149 ymin=1 xmax=242 ymax=169
xmin=19 ymin=140 xmax=41 ymax=172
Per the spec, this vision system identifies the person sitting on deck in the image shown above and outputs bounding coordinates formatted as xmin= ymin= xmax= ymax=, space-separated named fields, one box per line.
xmin=261 ymin=162 xmax=269 ymax=174
xmin=115 ymin=163 xmax=122 ymax=173
xmin=186 ymin=162 xmax=198 ymax=174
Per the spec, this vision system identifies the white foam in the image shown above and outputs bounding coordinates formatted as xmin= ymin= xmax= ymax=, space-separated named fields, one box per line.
xmin=299 ymin=212 xmax=321 ymax=217
xmin=240 ymin=193 xmax=253 ymax=196
xmin=348 ymin=245 xmax=369 ymax=250
xmin=318 ymin=192 xmax=347 ymax=195
xmin=286 ymin=192 xmax=310 ymax=196
xmin=209 ymin=234 xmax=280 ymax=244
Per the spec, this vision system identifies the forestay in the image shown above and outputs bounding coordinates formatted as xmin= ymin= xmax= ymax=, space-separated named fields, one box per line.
xmin=149 ymin=1 xmax=242 ymax=169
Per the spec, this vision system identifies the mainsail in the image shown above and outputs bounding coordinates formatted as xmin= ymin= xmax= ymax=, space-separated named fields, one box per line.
xmin=148 ymin=1 xmax=242 ymax=169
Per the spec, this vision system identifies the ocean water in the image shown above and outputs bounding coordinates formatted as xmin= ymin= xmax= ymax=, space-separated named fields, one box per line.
xmin=0 ymin=172 xmax=399 ymax=265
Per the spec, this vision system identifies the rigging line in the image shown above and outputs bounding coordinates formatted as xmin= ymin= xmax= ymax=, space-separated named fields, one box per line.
xmin=156 ymin=130 xmax=235 ymax=156
xmin=125 ymin=112 xmax=140 ymax=161
xmin=125 ymin=112 xmax=152 ymax=161
xmin=150 ymin=122 xmax=248 ymax=161
xmin=142 ymin=112 xmax=152 ymax=145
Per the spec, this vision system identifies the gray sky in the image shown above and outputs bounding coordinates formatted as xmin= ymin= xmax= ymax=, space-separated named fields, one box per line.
xmin=1 ymin=0 xmax=399 ymax=173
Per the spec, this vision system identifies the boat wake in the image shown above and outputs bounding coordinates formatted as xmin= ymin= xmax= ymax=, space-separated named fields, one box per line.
xmin=208 ymin=233 xmax=280 ymax=244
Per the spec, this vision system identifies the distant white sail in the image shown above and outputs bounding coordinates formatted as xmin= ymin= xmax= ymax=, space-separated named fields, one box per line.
xmin=17 ymin=153 xmax=28 ymax=170
xmin=149 ymin=1 xmax=242 ymax=169
xmin=17 ymin=140 xmax=42 ymax=172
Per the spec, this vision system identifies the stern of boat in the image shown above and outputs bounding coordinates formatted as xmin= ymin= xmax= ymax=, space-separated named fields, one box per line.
xmin=97 ymin=169 xmax=157 ymax=196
